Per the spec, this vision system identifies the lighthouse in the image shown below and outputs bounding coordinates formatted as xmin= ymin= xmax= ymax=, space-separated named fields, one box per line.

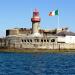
xmin=31 ymin=9 xmax=41 ymax=35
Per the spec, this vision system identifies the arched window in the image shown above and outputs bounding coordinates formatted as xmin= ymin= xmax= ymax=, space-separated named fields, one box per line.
xmin=41 ymin=39 xmax=43 ymax=42
xmin=24 ymin=40 xmax=26 ymax=42
xmin=27 ymin=39 xmax=29 ymax=42
xmin=22 ymin=39 xmax=23 ymax=42
xmin=34 ymin=39 xmax=39 ymax=42
xmin=47 ymin=39 xmax=49 ymax=42
xmin=44 ymin=39 xmax=46 ymax=42
xmin=30 ymin=39 xmax=32 ymax=42
xmin=51 ymin=39 xmax=55 ymax=42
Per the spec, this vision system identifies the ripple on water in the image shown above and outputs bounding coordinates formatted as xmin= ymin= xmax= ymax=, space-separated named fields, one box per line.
xmin=0 ymin=53 xmax=75 ymax=74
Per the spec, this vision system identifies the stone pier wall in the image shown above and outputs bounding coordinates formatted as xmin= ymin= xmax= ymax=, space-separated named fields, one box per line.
xmin=1 ymin=37 xmax=75 ymax=50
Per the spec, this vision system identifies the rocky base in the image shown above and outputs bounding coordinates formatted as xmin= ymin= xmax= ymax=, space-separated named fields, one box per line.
xmin=0 ymin=47 xmax=75 ymax=53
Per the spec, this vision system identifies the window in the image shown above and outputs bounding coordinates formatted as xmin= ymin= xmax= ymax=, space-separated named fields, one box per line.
xmin=44 ymin=39 xmax=46 ymax=42
xmin=37 ymin=39 xmax=39 ymax=42
xmin=41 ymin=39 xmax=43 ymax=42
xmin=22 ymin=40 xmax=23 ymax=42
xmin=51 ymin=39 xmax=55 ymax=42
xmin=47 ymin=39 xmax=49 ymax=42
xmin=34 ymin=39 xmax=39 ymax=42
xmin=24 ymin=40 xmax=26 ymax=42
xmin=27 ymin=39 xmax=29 ymax=42
xmin=30 ymin=39 xmax=32 ymax=42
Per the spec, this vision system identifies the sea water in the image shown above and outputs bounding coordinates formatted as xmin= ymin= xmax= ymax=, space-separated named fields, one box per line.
xmin=0 ymin=52 xmax=75 ymax=75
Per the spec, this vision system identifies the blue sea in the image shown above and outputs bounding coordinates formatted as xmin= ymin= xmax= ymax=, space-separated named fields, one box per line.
xmin=0 ymin=52 xmax=75 ymax=75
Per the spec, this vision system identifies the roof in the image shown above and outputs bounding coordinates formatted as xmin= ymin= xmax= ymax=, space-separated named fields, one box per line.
xmin=29 ymin=33 xmax=43 ymax=37
xmin=56 ymin=31 xmax=75 ymax=36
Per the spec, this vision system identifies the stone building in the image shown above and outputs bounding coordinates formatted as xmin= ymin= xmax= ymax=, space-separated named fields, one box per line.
xmin=0 ymin=9 xmax=75 ymax=50
xmin=5 ymin=9 xmax=57 ymax=49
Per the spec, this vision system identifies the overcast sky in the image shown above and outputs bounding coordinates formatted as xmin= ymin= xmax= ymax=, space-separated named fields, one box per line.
xmin=0 ymin=0 xmax=74 ymax=37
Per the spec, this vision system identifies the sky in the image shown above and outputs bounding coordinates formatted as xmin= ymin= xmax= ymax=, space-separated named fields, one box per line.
xmin=0 ymin=0 xmax=75 ymax=37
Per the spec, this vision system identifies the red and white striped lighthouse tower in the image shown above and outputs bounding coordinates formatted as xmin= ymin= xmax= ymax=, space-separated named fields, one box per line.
xmin=31 ymin=9 xmax=41 ymax=34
